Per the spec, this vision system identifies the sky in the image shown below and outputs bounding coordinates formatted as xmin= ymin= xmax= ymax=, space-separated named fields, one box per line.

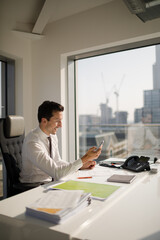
xmin=77 ymin=45 xmax=156 ymax=122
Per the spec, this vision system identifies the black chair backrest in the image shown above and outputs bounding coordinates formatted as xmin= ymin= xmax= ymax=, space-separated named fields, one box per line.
xmin=0 ymin=116 xmax=25 ymax=194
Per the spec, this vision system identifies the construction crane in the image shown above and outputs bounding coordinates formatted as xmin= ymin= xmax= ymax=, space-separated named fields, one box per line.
xmin=101 ymin=72 xmax=114 ymax=106
xmin=114 ymin=74 xmax=125 ymax=121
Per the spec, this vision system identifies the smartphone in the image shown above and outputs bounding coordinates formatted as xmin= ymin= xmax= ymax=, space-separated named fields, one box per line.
xmin=96 ymin=140 xmax=104 ymax=150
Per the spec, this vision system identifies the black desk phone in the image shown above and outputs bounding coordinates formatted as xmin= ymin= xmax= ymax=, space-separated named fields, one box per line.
xmin=99 ymin=155 xmax=150 ymax=172
xmin=122 ymin=155 xmax=150 ymax=172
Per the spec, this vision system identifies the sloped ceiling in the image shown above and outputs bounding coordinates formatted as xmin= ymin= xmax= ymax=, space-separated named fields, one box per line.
xmin=7 ymin=0 xmax=113 ymax=35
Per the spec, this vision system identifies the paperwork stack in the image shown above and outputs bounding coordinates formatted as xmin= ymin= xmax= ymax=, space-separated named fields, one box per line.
xmin=26 ymin=190 xmax=91 ymax=224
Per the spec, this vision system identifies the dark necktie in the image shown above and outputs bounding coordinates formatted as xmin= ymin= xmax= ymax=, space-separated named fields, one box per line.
xmin=48 ymin=136 xmax=52 ymax=158
xmin=48 ymin=136 xmax=54 ymax=181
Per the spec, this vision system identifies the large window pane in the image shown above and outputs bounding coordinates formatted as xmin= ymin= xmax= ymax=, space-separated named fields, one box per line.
xmin=0 ymin=61 xmax=6 ymax=118
xmin=0 ymin=57 xmax=15 ymax=200
xmin=76 ymin=44 xmax=160 ymax=161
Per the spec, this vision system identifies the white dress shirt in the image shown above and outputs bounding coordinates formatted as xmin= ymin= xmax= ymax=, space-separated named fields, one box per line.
xmin=19 ymin=127 xmax=82 ymax=183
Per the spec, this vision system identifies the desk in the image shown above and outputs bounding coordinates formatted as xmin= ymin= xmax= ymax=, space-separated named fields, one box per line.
xmin=0 ymin=162 xmax=160 ymax=240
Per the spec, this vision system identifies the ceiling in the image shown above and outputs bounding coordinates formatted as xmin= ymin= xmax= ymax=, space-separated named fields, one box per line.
xmin=2 ymin=0 xmax=160 ymax=38
xmin=3 ymin=0 xmax=113 ymax=35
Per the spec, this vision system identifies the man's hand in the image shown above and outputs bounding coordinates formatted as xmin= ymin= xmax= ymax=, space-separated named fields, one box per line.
xmin=81 ymin=146 xmax=102 ymax=169
xmin=80 ymin=160 xmax=96 ymax=170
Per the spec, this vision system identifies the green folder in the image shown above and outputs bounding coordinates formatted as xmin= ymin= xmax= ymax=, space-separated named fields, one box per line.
xmin=53 ymin=180 xmax=120 ymax=200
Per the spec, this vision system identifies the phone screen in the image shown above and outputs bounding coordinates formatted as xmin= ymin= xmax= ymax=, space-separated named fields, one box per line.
xmin=97 ymin=140 xmax=104 ymax=149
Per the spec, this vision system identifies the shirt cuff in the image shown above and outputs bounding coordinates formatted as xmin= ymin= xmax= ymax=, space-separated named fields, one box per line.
xmin=74 ymin=158 xmax=83 ymax=169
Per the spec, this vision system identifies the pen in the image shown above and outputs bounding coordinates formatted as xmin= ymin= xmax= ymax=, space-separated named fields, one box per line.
xmin=77 ymin=176 xmax=92 ymax=179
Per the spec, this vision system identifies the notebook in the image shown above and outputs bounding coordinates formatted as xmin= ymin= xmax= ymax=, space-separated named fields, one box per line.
xmin=107 ymin=174 xmax=136 ymax=184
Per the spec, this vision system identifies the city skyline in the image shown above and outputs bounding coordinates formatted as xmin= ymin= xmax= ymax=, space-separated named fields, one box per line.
xmin=77 ymin=44 xmax=157 ymax=123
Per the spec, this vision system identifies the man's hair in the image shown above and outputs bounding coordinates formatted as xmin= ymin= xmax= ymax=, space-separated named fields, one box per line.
xmin=38 ymin=101 xmax=64 ymax=123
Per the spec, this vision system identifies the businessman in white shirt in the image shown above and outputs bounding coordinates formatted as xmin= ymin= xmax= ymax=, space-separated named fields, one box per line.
xmin=20 ymin=101 xmax=101 ymax=184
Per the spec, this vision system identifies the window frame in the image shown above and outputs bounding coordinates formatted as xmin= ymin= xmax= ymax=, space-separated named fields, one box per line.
xmin=0 ymin=61 xmax=6 ymax=118
xmin=0 ymin=55 xmax=15 ymax=199
xmin=65 ymin=35 xmax=160 ymax=161
xmin=0 ymin=56 xmax=15 ymax=118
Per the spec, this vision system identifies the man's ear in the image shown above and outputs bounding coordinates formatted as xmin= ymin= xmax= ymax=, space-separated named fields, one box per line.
xmin=41 ymin=118 xmax=47 ymax=124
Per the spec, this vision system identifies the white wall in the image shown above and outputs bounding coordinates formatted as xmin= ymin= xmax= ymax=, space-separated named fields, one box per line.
xmin=0 ymin=0 xmax=33 ymax=133
xmin=1 ymin=0 xmax=160 ymax=156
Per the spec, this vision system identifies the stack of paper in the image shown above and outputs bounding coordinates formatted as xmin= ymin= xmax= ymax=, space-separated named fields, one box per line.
xmin=26 ymin=190 xmax=91 ymax=224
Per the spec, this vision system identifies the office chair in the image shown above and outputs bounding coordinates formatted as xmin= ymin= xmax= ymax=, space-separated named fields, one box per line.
xmin=0 ymin=115 xmax=41 ymax=198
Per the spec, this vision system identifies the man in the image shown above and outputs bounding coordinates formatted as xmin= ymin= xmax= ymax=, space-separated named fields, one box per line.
xmin=20 ymin=101 xmax=101 ymax=183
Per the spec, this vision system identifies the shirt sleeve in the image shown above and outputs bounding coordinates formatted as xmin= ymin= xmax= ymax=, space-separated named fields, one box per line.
xmin=26 ymin=140 xmax=83 ymax=181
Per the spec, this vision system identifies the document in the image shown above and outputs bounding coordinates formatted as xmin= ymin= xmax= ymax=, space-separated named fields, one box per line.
xmin=33 ymin=190 xmax=84 ymax=208
xmin=99 ymin=158 xmax=125 ymax=168
xmin=26 ymin=190 xmax=91 ymax=224
xmin=53 ymin=180 xmax=120 ymax=200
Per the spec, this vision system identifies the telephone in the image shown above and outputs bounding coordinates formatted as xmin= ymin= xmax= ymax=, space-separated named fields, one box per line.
xmin=122 ymin=155 xmax=150 ymax=172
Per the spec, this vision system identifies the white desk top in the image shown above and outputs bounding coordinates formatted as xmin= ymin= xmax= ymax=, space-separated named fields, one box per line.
xmin=0 ymin=161 xmax=160 ymax=240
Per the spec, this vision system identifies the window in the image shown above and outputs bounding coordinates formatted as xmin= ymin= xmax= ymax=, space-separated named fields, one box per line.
xmin=0 ymin=56 xmax=15 ymax=199
xmin=74 ymin=44 xmax=160 ymax=161
xmin=0 ymin=61 xmax=6 ymax=118
xmin=0 ymin=57 xmax=15 ymax=118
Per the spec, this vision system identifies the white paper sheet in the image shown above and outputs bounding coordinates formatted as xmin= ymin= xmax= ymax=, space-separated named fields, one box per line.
xmin=34 ymin=190 xmax=84 ymax=209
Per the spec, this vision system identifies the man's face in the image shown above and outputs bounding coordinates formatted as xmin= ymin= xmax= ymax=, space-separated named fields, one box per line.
xmin=43 ymin=111 xmax=63 ymax=135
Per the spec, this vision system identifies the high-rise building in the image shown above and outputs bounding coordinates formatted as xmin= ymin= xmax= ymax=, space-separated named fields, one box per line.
xmin=134 ymin=45 xmax=160 ymax=124
xmin=134 ymin=108 xmax=143 ymax=123
xmin=115 ymin=111 xmax=128 ymax=124
xmin=153 ymin=45 xmax=160 ymax=89
xmin=100 ymin=103 xmax=112 ymax=124
xmin=143 ymin=89 xmax=160 ymax=123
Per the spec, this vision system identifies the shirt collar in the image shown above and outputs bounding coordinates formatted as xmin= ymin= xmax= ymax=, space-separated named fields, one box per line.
xmin=37 ymin=126 xmax=49 ymax=139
